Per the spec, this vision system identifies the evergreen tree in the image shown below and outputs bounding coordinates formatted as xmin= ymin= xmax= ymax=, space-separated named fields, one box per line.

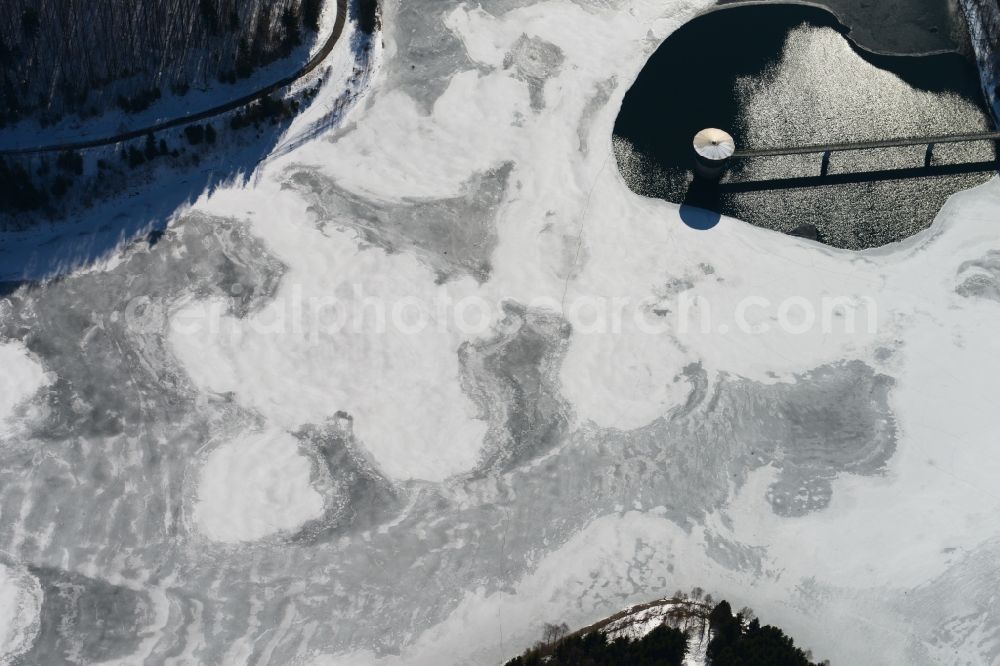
xmin=184 ymin=124 xmax=205 ymax=145
xmin=0 ymin=157 xmax=47 ymax=211
xmin=144 ymin=133 xmax=158 ymax=160
xmin=199 ymin=0 xmax=221 ymax=36
xmin=126 ymin=146 xmax=145 ymax=168
xmin=281 ymin=7 xmax=301 ymax=55
xmin=302 ymin=0 xmax=323 ymax=32
xmin=706 ymin=600 xmax=823 ymax=666
xmin=20 ymin=8 xmax=39 ymax=39
xmin=355 ymin=0 xmax=381 ymax=35
xmin=56 ymin=150 xmax=83 ymax=175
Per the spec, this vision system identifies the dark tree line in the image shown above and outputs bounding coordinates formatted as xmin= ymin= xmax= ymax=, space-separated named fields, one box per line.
xmin=354 ymin=0 xmax=381 ymax=35
xmin=502 ymin=600 xmax=830 ymax=666
xmin=0 ymin=148 xmax=89 ymax=214
xmin=707 ymin=601 xmax=829 ymax=666
xmin=0 ymin=0 xmax=324 ymax=126
xmin=302 ymin=0 xmax=323 ymax=31
xmin=229 ymin=94 xmax=300 ymax=129
xmin=504 ymin=623 xmax=689 ymax=666
xmin=0 ymin=158 xmax=47 ymax=213
xmin=1 ymin=124 xmax=196 ymax=217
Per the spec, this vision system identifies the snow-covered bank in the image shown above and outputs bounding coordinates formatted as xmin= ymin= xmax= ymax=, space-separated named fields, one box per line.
xmin=0 ymin=12 xmax=378 ymax=282
xmin=0 ymin=0 xmax=343 ymax=150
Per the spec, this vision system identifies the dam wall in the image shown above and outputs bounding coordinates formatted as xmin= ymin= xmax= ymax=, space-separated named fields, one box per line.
xmin=960 ymin=0 xmax=1000 ymax=123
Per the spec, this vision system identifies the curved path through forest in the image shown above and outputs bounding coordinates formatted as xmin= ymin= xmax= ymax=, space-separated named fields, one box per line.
xmin=0 ymin=0 xmax=348 ymax=156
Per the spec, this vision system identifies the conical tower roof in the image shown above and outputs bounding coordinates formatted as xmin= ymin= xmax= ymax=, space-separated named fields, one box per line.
xmin=693 ymin=128 xmax=735 ymax=161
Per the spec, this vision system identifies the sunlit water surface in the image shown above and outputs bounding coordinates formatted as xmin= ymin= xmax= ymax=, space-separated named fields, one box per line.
xmin=614 ymin=5 xmax=997 ymax=247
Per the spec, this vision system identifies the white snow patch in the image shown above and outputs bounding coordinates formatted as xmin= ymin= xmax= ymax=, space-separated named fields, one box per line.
xmin=171 ymin=176 xmax=491 ymax=483
xmin=0 ymin=341 xmax=49 ymax=437
xmin=0 ymin=562 xmax=42 ymax=663
xmin=193 ymin=429 xmax=326 ymax=543
xmin=169 ymin=246 xmax=491 ymax=483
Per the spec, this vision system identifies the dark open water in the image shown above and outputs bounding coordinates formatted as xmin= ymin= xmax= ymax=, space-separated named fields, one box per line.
xmin=613 ymin=4 xmax=998 ymax=248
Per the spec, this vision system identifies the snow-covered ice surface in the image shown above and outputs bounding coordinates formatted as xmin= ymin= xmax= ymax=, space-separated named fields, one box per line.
xmin=0 ymin=560 xmax=42 ymax=664
xmin=193 ymin=429 xmax=328 ymax=543
xmin=0 ymin=0 xmax=1000 ymax=664
xmin=0 ymin=342 xmax=49 ymax=439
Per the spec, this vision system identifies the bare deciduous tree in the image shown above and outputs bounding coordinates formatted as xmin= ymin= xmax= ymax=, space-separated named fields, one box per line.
xmin=541 ymin=622 xmax=570 ymax=644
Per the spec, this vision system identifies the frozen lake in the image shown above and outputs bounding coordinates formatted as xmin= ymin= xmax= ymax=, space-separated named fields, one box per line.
xmin=2 ymin=1 xmax=1000 ymax=664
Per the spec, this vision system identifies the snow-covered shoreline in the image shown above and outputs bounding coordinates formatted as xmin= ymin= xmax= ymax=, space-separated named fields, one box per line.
xmin=0 ymin=0 xmax=346 ymax=152
xmin=0 ymin=12 xmax=379 ymax=283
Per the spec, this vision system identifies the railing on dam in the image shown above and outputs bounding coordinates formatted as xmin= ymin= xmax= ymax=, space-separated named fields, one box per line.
xmin=731 ymin=130 xmax=1000 ymax=159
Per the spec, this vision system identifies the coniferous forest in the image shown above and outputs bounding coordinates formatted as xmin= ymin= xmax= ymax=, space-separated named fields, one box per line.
xmin=504 ymin=624 xmax=689 ymax=666
xmin=0 ymin=0 xmax=324 ymax=126
xmin=705 ymin=601 xmax=827 ymax=666
xmin=503 ymin=600 xmax=828 ymax=666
